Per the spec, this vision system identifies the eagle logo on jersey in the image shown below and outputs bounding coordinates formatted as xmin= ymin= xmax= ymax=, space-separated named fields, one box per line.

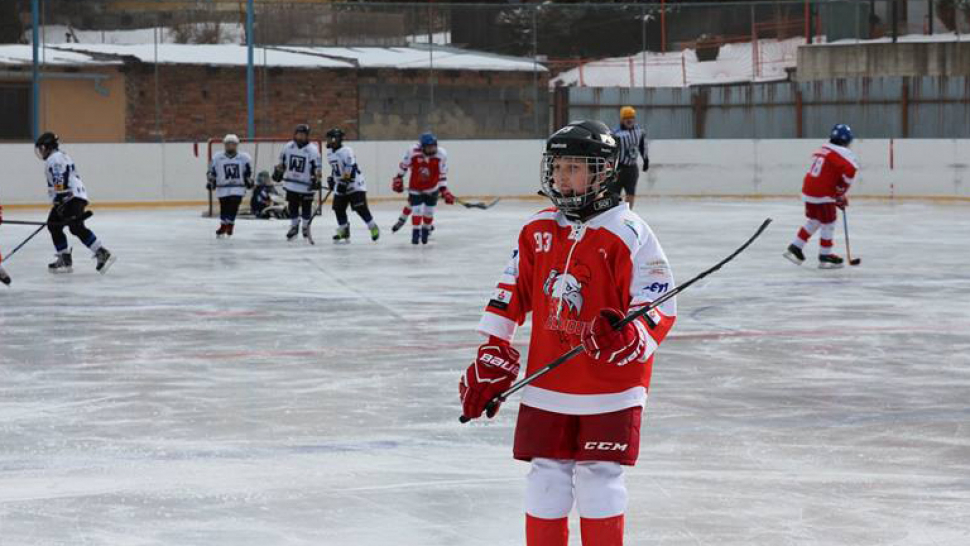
xmin=544 ymin=263 xmax=593 ymax=341
xmin=543 ymin=263 xmax=591 ymax=317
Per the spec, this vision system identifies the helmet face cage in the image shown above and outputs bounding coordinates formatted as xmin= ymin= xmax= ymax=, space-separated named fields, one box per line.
xmin=540 ymin=153 xmax=616 ymax=212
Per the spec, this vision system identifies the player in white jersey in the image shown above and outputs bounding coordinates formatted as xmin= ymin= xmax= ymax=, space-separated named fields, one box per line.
xmin=35 ymin=132 xmax=115 ymax=274
xmin=272 ymin=124 xmax=322 ymax=241
xmin=207 ymin=134 xmax=253 ymax=238
xmin=325 ymin=128 xmax=379 ymax=244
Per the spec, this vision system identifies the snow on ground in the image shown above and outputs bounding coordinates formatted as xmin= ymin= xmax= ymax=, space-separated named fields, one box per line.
xmin=1 ymin=199 xmax=969 ymax=545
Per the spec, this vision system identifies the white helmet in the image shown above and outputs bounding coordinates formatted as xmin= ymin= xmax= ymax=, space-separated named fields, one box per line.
xmin=223 ymin=134 xmax=240 ymax=145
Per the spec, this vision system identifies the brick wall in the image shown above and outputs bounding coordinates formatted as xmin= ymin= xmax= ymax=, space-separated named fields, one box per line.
xmin=124 ymin=62 xmax=548 ymax=141
xmin=125 ymin=64 xmax=358 ymax=141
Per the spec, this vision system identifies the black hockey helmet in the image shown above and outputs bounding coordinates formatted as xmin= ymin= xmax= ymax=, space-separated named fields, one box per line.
xmin=35 ymin=131 xmax=59 ymax=151
xmin=540 ymin=120 xmax=619 ymax=213
xmin=326 ymin=127 xmax=345 ymax=149
xmin=294 ymin=124 xmax=310 ymax=147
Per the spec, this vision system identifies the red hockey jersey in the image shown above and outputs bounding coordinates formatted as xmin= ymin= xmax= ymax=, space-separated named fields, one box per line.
xmin=477 ymin=205 xmax=677 ymax=416
xmin=802 ymin=143 xmax=858 ymax=203
xmin=398 ymin=145 xmax=449 ymax=193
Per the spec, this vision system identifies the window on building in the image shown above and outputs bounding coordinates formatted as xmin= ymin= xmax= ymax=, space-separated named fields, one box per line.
xmin=0 ymin=84 xmax=30 ymax=141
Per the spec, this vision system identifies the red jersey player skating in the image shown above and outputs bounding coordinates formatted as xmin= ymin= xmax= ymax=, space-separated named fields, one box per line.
xmin=390 ymin=132 xmax=455 ymax=245
xmin=460 ymin=120 xmax=677 ymax=546
xmin=785 ymin=124 xmax=858 ymax=269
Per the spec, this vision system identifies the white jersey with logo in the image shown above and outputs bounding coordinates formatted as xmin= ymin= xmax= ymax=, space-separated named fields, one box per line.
xmin=327 ymin=146 xmax=366 ymax=195
xmin=278 ymin=141 xmax=322 ymax=195
xmin=208 ymin=151 xmax=253 ymax=198
xmin=45 ymin=150 xmax=88 ymax=204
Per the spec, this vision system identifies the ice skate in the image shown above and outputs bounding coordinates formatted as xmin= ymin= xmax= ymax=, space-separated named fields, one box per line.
xmin=0 ymin=265 xmax=10 ymax=286
xmin=333 ymin=226 xmax=350 ymax=244
xmin=370 ymin=225 xmax=380 ymax=242
xmin=286 ymin=225 xmax=299 ymax=241
xmin=94 ymin=247 xmax=116 ymax=274
xmin=818 ymin=253 xmax=844 ymax=269
xmin=783 ymin=244 xmax=805 ymax=265
xmin=48 ymin=251 xmax=73 ymax=274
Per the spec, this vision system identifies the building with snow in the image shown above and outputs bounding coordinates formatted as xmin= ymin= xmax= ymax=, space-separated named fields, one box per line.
xmin=0 ymin=43 xmax=548 ymax=142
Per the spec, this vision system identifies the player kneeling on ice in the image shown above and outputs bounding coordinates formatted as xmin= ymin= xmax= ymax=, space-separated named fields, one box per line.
xmin=460 ymin=120 xmax=676 ymax=546
xmin=35 ymin=132 xmax=115 ymax=274
xmin=0 ymin=203 xmax=11 ymax=285
xmin=250 ymin=171 xmax=286 ymax=219
xmin=325 ymin=128 xmax=379 ymax=243
xmin=785 ymin=123 xmax=857 ymax=269
xmin=273 ymin=124 xmax=322 ymax=242
xmin=391 ymin=132 xmax=455 ymax=245
xmin=207 ymin=134 xmax=253 ymax=238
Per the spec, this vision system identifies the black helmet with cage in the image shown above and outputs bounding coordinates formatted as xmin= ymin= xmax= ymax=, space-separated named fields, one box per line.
xmin=326 ymin=127 xmax=345 ymax=150
xmin=293 ymin=124 xmax=310 ymax=147
xmin=34 ymin=131 xmax=59 ymax=160
xmin=540 ymin=120 xmax=619 ymax=216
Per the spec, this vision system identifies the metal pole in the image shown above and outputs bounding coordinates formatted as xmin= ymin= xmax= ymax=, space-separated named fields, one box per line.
xmin=246 ymin=0 xmax=255 ymax=138
xmin=428 ymin=0 xmax=434 ymax=129
xmin=891 ymin=0 xmax=898 ymax=43
xmin=927 ymin=0 xmax=933 ymax=35
xmin=532 ymin=5 xmax=539 ymax=136
xmin=661 ymin=0 xmax=667 ymax=54
xmin=31 ymin=0 xmax=39 ymax=140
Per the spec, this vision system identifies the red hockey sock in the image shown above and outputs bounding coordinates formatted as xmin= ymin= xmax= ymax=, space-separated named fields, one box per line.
xmin=411 ymin=215 xmax=422 ymax=227
xmin=580 ymin=515 xmax=624 ymax=546
xmin=423 ymin=216 xmax=434 ymax=229
xmin=526 ymin=515 xmax=568 ymax=546
xmin=402 ymin=206 xmax=412 ymax=216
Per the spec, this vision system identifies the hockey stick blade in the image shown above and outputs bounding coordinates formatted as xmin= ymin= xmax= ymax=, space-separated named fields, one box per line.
xmin=458 ymin=197 xmax=501 ymax=210
xmin=460 ymin=217 xmax=773 ymax=424
xmin=849 ymin=258 xmax=861 ymax=266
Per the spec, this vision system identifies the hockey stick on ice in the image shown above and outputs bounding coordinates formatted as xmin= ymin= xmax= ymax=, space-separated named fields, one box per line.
xmin=457 ymin=197 xmax=501 ymax=210
xmin=302 ymin=189 xmax=334 ymax=245
xmin=0 ymin=211 xmax=94 ymax=266
xmin=460 ymin=217 xmax=773 ymax=423
xmin=2 ymin=211 xmax=93 ymax=227
xmin=842 ymin=209 xmax=861 ymax=266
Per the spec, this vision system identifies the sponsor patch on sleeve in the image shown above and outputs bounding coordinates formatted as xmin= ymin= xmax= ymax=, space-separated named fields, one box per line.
xmin=487 ymin=288 xmax=512 ymax=310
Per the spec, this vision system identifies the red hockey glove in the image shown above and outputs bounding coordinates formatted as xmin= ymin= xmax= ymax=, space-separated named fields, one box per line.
xmin=392 ymin=175 xmax=404 ymax=193
xmin=581 ymin=307 xmax=652 ymax=366
xmin=460 ymin=337 xmax=521 ymax=420
xmin=835 ymin=194 xmax=848 ymax=210
xmin=440 ymin=187 xmax=456 ymax=205
xmin=0 ymin=203 xmax=4 ymax=224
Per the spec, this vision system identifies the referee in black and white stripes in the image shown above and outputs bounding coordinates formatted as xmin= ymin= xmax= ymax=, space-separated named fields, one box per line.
xmin=613 ymin=106 xmax=649 ymax=209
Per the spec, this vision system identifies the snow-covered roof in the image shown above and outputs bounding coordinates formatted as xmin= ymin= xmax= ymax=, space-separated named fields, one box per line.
xmin=52 ymin=43 xmax=355 ymax=69
xmin=278 ymin=46 xmax=546 ymax=73
xmin=0 ymin=44 xmax=122 ymax=66
xmin=0 ymin=43 xmax=543 ymax=73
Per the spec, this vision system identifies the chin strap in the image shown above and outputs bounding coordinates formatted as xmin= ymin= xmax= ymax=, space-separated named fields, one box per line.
xmin=564 ymin=192 xmax=621 ymax=222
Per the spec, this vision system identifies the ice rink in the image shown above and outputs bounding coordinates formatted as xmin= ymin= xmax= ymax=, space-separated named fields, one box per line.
xmin=1 ymin=198 xmax=969 ymax=546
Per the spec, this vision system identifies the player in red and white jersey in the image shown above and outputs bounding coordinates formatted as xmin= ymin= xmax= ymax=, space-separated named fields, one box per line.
xmin=390 ymin=132 xmax=455 ymax=245
xmin=460 ymin=120 xmax=676 ymax=546
xmin=785 ymin=124 xmax=858 ymax=269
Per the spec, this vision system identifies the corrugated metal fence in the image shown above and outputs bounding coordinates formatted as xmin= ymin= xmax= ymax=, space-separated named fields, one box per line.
xmin=563 ymin=77 xmax=970 ymax=139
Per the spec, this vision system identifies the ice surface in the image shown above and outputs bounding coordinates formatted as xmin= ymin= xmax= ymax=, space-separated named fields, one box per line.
xmin=1 ymin=199 xmax=969 ymax=545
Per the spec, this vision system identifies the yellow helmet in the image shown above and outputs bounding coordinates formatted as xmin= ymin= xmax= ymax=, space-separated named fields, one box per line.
xmin=620 ymin=106 xmax=636 ymax=120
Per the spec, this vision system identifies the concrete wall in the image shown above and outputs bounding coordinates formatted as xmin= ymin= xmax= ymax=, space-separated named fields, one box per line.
xmin=357 ymin=68 xmax=549 ymax=140
xmin=797 ymin=42 xmax=970 ymax=81
xmin=1 ymin=139 xmax=968 ymax=206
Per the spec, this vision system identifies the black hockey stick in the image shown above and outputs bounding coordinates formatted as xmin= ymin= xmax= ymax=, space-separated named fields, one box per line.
xmin=1 ymin=211 xmax=93 ymax=228
xmin=457 ymin=197 xmax=501 ymax=210
xmin=842 ymin=209 xmax=861 ymax=266
xmin=0 ymin=210 xmax=94 ymax=264
xmin=460 ymin=217 xmax=773 ymax=423
xmin=0 ymin=211 xmax=94 ymax=265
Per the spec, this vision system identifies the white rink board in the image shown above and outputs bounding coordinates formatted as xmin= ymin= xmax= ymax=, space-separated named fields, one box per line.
xmin=1 ymin=139 xmax=968 ymax=206
xmin=0 ymin=199 xmax=969 ymax=545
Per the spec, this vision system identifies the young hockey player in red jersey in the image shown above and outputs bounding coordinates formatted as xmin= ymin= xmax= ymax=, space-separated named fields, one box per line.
xmin=0 ymin=202 xmax=10 ymax=285
xmin=390 ymin=132 xmax=455 ymax=245
xmin=459 ymin=120 xmax=677 ymax=546
xmin=784 ymin=124 xmax=858 ymax=269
